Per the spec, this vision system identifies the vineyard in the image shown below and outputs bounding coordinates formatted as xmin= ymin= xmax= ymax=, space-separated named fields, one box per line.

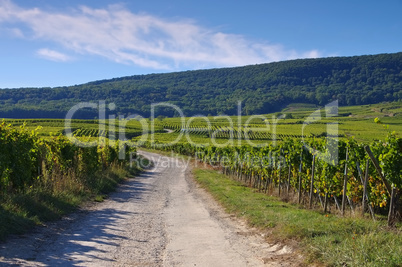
xmin=155 ymin=102 xmax=402 ymax=144
xmin=0 ymin=121 xmax=136 ymax=195
xmin=73 ymin=128 xmax=111 ymax=138
xmin=1 ymin=103 xmax=401 ymax=225
xmin=3 ymin=118 xmax=164 ymax=140
xmin=162 ymin=123 xmax=329 ymax=140
xmin=142 ymin=131 xmax=402 ymax=223
xmin=0 ymin=120 xmax=141 ymax=240
xmin=0 ymin=103 xmax=401 ymax=266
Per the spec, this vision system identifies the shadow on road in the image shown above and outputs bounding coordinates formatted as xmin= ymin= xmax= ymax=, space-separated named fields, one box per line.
xmin=0 ymin=170 xmax=158 ymax=266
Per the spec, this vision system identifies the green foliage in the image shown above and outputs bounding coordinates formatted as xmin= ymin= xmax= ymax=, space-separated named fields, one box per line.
xmin=0 ymin=122 xmax=39 ymax=191
xmin=0 ymin=121 xmax=136 ymax=195
xmin=372 ymin=132 xmax=402 ymax=189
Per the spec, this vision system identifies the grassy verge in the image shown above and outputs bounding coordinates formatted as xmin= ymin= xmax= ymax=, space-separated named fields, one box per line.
xmin=0 ymin=158 xmax=147 ymax=241
xmin=194 ymin=168 xmax=402 ymax=266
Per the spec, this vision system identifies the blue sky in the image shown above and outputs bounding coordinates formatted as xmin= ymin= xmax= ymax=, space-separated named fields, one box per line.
xmin=0 ymin=0 xmax=401 ymax=88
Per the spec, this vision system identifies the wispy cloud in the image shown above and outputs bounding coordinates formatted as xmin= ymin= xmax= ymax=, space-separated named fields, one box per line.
xmin=36 ymin=48 xmax=72 ymax=62
xmin=0 ymin=0 xmax=321 ymax=69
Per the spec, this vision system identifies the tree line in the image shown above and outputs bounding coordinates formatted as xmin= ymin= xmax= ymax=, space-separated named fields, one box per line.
xmin=0 ymin=52 xmax=401 ymax=118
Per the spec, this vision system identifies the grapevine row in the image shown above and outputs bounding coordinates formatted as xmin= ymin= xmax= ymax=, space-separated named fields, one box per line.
xmin=142 ymin=132 xmax=401 ymax=216
xmin=163 ymin=123 xmax=307 ymax=140
xmin=0 ymin=122 xmax=135 ymax=194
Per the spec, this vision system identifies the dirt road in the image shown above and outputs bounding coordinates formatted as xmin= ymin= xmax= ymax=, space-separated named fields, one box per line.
xmin=0 ymin=151 xmax=297 ymax=266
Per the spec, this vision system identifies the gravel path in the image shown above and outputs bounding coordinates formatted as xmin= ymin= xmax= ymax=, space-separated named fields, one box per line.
xmin=0 ymin=151 xmax=299 ymax=266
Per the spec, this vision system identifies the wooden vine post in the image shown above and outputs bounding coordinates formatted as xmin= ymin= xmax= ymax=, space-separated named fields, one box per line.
xmin=341 ymin=148 xmax=349 ymax=216
xmin=298 ymin=151 xmax=303 ymax=204
xmin=287 ymin=163 xmax=291 ymax=195
xmin=278 ymin=162 xmax=282 ymax=197
xmin=309 ymin=155 xmax=316 ymax=209
xmin=323 ymin=192 xmax=328 ymax=213
xmin=388 ymin=187 xmax=396 ymax=226
xmin=361 ymin=159 xmax=375 ymax=220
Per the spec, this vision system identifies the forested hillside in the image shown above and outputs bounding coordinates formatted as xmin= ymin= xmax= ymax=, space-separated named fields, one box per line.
xmin=1 ymin=52 xmax=401 ymax=118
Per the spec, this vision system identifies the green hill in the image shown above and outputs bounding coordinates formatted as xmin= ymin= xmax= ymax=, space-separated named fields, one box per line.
xmin=1 ymin=52 xmax=401 ymax=118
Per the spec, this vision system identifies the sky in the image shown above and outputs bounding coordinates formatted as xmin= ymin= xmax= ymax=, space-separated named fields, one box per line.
xmin=0 ymin=0 xmax=401 ymax=89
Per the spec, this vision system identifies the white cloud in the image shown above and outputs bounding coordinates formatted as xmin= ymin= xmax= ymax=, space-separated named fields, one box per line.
xmin=0 ymin=0 xmax=321 ymax=69
xmin=36 ymin=48 xmax=72 ymax=62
